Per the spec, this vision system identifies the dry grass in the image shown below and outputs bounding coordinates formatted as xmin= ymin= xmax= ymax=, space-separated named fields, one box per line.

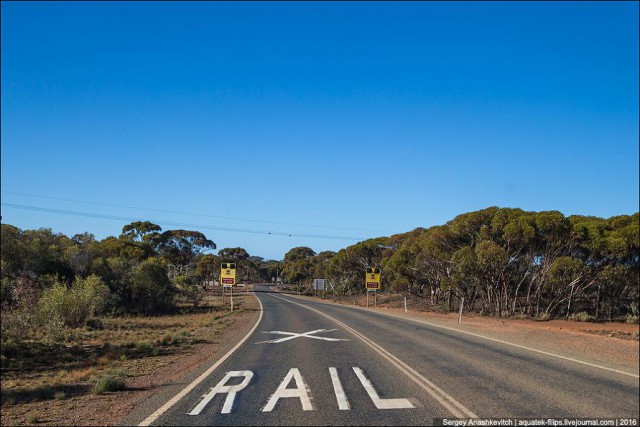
xmin=0 ymin=291 xmax=248 ymax=409
xmin=59 ymin=368 xmax=95 ymax=384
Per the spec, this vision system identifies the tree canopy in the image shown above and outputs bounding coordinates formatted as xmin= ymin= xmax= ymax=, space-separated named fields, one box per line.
xmin=1 ymin=208 xmax=637 ymax=321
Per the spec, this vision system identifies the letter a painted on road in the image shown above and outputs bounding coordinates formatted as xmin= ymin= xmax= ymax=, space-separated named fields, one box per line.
xmin=262 ymin=368 xmax=314 ymax=412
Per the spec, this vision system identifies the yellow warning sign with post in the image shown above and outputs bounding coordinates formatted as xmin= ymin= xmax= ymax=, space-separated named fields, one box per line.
xmin=221 ymin=263 xmax=236 ymax=286
xmin=365 ymin=267 xmax=381 ymax=290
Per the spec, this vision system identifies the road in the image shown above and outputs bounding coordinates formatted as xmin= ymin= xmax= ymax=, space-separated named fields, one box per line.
xmin=141 ymin=285 xmax=639 ymax=426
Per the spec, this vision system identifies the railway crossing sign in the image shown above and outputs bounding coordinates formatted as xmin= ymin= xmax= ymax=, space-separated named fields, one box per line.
xmin=365 ymin=268 xmax=381 ymax=290
xmin=221 ymin=263 xmax=236 ymax=286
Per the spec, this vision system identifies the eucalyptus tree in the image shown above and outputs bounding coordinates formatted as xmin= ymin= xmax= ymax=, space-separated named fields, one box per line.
xmin=195 ymin=254 xmax=221 ymax=285
xmin=158 ymin=230 xmax=216 ymax=276
xmin=282 ymin=247 xmax=316 ymax=285
xmin=120 ymin=221 xmax=162 ymax=244
xmin=326 ymin=238 xmax=390 ymax=294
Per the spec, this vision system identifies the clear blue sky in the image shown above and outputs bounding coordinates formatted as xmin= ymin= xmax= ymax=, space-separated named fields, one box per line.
xmin=2 ymin=1 xmax=638 ymax=261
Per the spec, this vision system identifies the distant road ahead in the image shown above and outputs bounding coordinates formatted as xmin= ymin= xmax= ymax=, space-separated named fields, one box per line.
xmin=143 ymin=285 xmax=639 ymax=426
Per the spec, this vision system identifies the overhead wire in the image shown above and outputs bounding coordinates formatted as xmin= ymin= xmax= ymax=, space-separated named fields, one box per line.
xmin=1 ymin=190 xmax=391 ymax=234
xmin=0 ymin=202 xmax=368 ymax=241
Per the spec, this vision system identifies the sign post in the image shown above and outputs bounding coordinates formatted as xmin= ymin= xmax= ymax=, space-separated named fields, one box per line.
xmin=221 ymin=263 xmax=236 ymax=311
xmin=365 ymin=268 xmax=381 ymax=308
xmin=312 ymin=279 xmax=326 ymax=299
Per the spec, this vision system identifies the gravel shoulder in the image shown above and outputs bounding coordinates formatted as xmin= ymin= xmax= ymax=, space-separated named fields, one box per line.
xmin=0 ymin=292 xmax=261 ymax=426
xmin=116 ymin=292 xmax=261 ymax=426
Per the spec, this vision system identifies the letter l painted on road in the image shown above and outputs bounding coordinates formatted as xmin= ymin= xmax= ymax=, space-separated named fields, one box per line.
xmin=189 ymin=371 xmax=254 ymax=415
xmin=353 ymin=367 xmax=414 ymax=409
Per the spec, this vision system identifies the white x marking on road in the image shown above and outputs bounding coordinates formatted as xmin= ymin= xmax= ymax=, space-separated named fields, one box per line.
xmin=257 ymin=329 xmax=350 ymax=344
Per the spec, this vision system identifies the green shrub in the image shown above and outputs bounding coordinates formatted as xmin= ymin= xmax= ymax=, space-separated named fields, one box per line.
xmin=0 ymin=309 xmax=32 ymax=343
xmin=54 ymin=391 xmax=65 ymax=400
xmin=85 ymin=317 xmax=104 ymax=330
xmin=1 ymin=338 xmax=21 ymax=359
xmin=135 ymin=341 xmax=152 ymax=352
xmin=625 ymin=315 xmax=639 ymax=325
xmin=128 ymin=259 xmax=176 ymax=315
xmin=536 ymin=312 xmax=551 ymax=321
xmin=1 ymin=274 xmax=40 ymax=342
xmin=171 ymin=330 xmax=189 ymax=345
xmin=38 ymin=275 xmax=110 ymax=330
xmin=108 ymin=368 xmax=127 ymax=378
xmin=159 ymin=333 xmax=172 ymax=346
xmin=569 ymin=312 xmax=595 ymax=322
xmin=174 ymin=276 xmax=203 ymax=307
xmin=45 ymin=317 xmax=66 ymax=343
xmin=27 ymin=413 xmax=39 ymax=424
xmin=92 ymin=375 xmax=125 ymax=395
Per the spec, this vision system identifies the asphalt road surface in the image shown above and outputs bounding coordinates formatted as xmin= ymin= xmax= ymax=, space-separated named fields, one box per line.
xmin=141 ymin=285 xmax=639 ymax=426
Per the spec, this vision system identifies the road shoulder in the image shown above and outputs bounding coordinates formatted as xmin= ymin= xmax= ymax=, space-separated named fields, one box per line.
xmin=278 ymin=291 xmax=639 ymax=377
xmin=116 ymin=293 xmax=261 ymax=426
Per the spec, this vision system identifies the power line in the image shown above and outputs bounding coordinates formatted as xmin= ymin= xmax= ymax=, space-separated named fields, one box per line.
xmin=0 ymin=202 xmax=368 ymax=241
xmin=1 ymin=190 xmax=391 ymax=234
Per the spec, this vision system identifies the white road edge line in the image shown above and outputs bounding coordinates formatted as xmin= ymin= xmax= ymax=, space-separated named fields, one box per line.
xmin=269 ymin=293 xmax=477 ymax=418
xmin=285 ymin=293 xmax=640 ymax=380
xmin=138 ymin=293 xmax=264 ymax=426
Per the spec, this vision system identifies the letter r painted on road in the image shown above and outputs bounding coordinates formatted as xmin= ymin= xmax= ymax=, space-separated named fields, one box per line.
xmin=189 ymin=371 xmax=254 ymax=415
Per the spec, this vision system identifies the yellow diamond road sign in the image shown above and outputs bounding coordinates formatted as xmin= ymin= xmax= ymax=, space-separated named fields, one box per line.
xmin=365 ymin=267 xmax=381 ymax=290
xmin=221 ymin=263 xmax=236 ymax=286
